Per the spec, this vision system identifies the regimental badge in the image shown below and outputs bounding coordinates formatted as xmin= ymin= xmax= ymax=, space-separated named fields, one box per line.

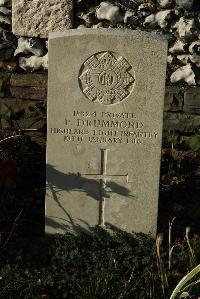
xmin=79 ymin=51 xmax=135 ymax=105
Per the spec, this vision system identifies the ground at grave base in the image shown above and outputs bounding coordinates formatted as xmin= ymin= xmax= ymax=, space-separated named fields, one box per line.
xmin=0 ymin=131 xmax=200 ymax=299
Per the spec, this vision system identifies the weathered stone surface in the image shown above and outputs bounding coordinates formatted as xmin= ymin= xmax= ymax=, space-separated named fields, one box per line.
xmin=163 ymin=112 xmax=200 ymax=132
xmin=10 ymin=74 xmax=47 ymax=88
xmin=12 ymin=0 xmax=73 ymax=38
xmin=46 ymin=29 xmax=167 ymax=235
xmin=184 ymin=88 xmax=200 ymax=115
xmin=164 ymin=87 xmax=183 ymax=112
xmin=10 ymin=86 xmax=46 ymax=100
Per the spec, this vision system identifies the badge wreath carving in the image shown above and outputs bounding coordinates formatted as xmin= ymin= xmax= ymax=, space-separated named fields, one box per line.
xmin=79 ymin=51 xmax=135 ymax=105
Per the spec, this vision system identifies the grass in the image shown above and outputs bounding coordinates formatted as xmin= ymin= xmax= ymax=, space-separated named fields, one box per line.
xmin=0 ymin=221 xmax=200 ymax=299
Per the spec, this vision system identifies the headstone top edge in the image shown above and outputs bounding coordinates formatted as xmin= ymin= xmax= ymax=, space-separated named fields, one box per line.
xmin=49 ymin=29 xmax=168 ymax=44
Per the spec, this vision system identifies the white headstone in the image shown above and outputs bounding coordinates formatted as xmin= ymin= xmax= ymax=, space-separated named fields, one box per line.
xmin=46 ymin=29 xmax=167 ymax=235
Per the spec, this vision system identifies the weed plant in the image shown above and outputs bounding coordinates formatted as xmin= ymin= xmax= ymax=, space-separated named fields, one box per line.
xmin=0 ymin=226 xmax=200 ymax=299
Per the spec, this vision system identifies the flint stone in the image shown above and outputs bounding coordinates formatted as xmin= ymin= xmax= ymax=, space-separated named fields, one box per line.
xmin=170 ymin=64 xmax=196 ymax=86
xmin=46 ymin=29 xmax=167 ymax=236
xmin=12 ymin=0 xmax=73 ymax=38
xmin=144 ymin=10 xmax=172 ymax=29
xmin=19 ymin=54 xmax=48 ymax=72
xmin=14 ymin=37 xmax=44 ymax=57
xmin=96 ymin=2 xmax=124 ymax=23
xmin=177 ymin=17 xmax=196 ymax=40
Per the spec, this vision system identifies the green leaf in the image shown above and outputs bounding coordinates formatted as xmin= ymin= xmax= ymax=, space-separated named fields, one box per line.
xmin=4 ymin=109 xmax=12 ymax=121
xmin=188 ymin=136 xmax=200 ymax=151
xmin=0 ymin=104 xmax=11 ymax=118
xmin=0 ymin=104 xmax=25 ymax=121
xmin=170 ymin=264 xmax=200 ymax=299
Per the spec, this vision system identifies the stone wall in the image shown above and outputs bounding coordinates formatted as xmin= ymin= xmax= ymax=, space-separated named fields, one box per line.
xmin=0 ymin=0 xmax=200 ymax=138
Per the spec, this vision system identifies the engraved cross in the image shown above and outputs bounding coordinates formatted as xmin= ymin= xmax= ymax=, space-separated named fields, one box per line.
xmin=81 ymin=149 xmax=129 ymax=226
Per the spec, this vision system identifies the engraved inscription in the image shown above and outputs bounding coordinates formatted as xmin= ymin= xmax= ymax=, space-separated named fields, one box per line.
xmin=50 ymin=110 xmax=159 ymax=146
xmin=79 ymin=51 xmax=135 ymax=105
